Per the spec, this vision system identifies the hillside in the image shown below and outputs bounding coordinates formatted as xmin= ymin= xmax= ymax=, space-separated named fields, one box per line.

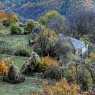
xmin=0 ymin=12 xmax=16 ymax=22
xmin=0 ymin=1 xmax=95 ymax=95
xmin=0 ymin=0 xmax=95 ymax=20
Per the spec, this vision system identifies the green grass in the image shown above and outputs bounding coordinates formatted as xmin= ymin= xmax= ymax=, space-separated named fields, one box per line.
xmin=0 ymin=35 xmax=32 ymax=55
xmin=0 ymin=54 xmax=43 ymax=95
xmin=0 ymin=26 xmax=10 ymax=35
xmin=0 ymin=35 xmax=29 ymax=49
xmin=0 ymin=54 xmax=27 ymax=68
xmin=0 ymin=27 xmax=43 ymax=95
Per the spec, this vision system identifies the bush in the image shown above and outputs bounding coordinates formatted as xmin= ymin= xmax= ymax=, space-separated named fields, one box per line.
xmin=43 ymin=66 xmax=64 ymax=80
xmin=10 ymin=25 xmax=22 ymax=35
xmin=63 ymin=64 xmax=77 ymax=82
xmin=21 ymin=52 xmax=48 ymax=75
xmin=42 ymin=56 xmax=59 ymax=67
xmin=0 ymin=59 xmax=10 ymax=76
xmin=14 ymin=49 xmax=30 ymax=57
xmin=31 ymin=80 xmax=81 ymax=95
xmin=34 ymin=28 xmax=58 ymax=57
xmin=3 ymin=20 xmax=10 ymax=27
xmin=77 ymin=64 xmax=93 ymax=91
xmin=63 ymin=64 xmax=93 ymax=91
xmin=39 ymin=10 xmax=69 ymax=34
xmin=25 ymin=20 xmax=35 ymax=33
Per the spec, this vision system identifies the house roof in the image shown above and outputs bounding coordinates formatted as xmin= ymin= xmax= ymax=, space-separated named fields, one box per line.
xmin=70 ymin=37 xmax=85 ymax=49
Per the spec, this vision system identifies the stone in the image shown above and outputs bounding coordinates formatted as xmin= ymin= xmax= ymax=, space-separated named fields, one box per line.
xmin=3 ymin=65 xmax=25 ymax=84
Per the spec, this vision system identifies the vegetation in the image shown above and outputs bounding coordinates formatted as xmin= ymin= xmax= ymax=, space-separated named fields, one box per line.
xmin=43 ymin=66 xmax=64 ymax=80
xmin=14 ymin=49 xmax=30 ymax=57
xmin=25 ymin=20 xmax=35 ymax=33
xmin=42 ymin=56 xmax=59 ymax=67
xmin=33 ymin=28 xmax=58 ymax=56
xmin=31 ymin=80 xmax=90 ymax=95
xmin=39 ymin=11 xmax=69 ymax=34
xmin=0 ymin=9 xmax=95 ymax=95
xmin=64 ymin=64 xmax=93 ymax=91
xmin=10 ymin=25 xmax=22 ymax=35
xmin=21 ymin=52 xmax=48 ymax=75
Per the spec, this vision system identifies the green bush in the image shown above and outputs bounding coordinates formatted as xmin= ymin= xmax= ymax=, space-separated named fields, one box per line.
xmin=25 ymin=20 xmax=35 ymax=33
xmin=34 ymin=28 xmax=58 ymax=57
xmin=10 ymin=25 xmax=22 ymax=35
xmin=14 ymin=49 xmax=30 ymax=57
xmin=78 ymin=65 xmax=93 ymax=91
xmin=39 ymin=10 xmax=69 ymax=34
xmin=63 ymin=64 xmax=93 ymax=91
xmin=21 ymin=52 xmax=48 ymax=75
xmin=43 ymin=66 xmax=64 ymax=80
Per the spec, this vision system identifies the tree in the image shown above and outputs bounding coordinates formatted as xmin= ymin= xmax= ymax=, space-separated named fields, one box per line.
xmin=33 ymin=28 xmax=58 ymax=56
xmin=10 ymin=25 xmax=22 ymax=35
xmin=39 ymin=10 xmax=70 ymax=34
xmin=25 ymin=20 xmax=35 ymax=33
xmin=67 ymin=6 xmax=95 ymax=42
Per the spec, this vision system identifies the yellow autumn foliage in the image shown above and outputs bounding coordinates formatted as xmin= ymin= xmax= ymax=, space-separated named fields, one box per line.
xmin=42 ymin=80 xmax=80 ymax=95
xmin=31 ymin=79 xmax=90 ymax=95
xmin=42 ymin=56 xmax=59 ymax=67
xmin=0 ymin=59 xmax=10 ymax=76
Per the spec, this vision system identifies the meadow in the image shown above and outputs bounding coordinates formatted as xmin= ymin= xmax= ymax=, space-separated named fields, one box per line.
xmin=0 ymin=27 xmax=42 ymax=95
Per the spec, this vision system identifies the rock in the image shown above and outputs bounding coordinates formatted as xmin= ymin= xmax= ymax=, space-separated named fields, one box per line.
xmin=3 ymin=65 xmax=25 ymax=84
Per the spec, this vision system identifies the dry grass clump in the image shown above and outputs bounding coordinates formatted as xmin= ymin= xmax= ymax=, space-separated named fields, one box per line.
xmin=42 ymin=80 xmax=80 ymax=95
xmin=89 ymin=52 xmax=95 ymax=60
xmin=31 ymin=79 xmax=91 ymax=95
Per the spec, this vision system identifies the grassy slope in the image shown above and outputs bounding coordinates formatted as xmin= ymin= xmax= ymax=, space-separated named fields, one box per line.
xmin=0 ymin=54 xmax=27 ymax=68
xmin=0 ymin=27 xmax=42 ymax=95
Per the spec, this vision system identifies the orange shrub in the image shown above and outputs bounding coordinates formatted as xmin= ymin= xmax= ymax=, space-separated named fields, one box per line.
xmin=42 ymin=56 xmax=59 ymax=67
xmin=0 ymin=60 xmax=10 ymax=76
xmin=31 ymin=79 xmax=91 ymax=95
xmin=42 ymin=80 xmax=80 ymax=95
xmin=31 ymin=79 xmax=85 ymax=95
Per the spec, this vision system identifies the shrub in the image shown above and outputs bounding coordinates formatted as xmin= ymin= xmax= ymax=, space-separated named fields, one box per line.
xmin=21 ymin=52 xmax=48 ymax=75
xmin=89 ymin=52 xmax=95 ymax=61
xmin=10 ymin=25 xmax=22 ymax=35
xmin=64 ymin=64 xmax=76 ymax=80
xmin=42 ymin=56 xmax=59 ymax=67
xmin=25 ymin=20 xmax=35 ymax=33
xmin=31 ymin=80 xmax=81 ymax=95
xmin=14 ymin=49 xmax=30 ymax=57
xmin=35 ymin=28 xmax=58 ymax=56
xmin=0 ymin=59 xmax=10 ymax=76
xmin=39 ymin=10 xmax=69 ymax=34
xmin=64 ymin=64 xmax=93 ymax=91
xmin=3 ymin=20 xmax=10 ymax=27
xmin=77 ymin=64 xmax=93 ymax=91
xmin=43 ymin=66 xmax=64 ymax=80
